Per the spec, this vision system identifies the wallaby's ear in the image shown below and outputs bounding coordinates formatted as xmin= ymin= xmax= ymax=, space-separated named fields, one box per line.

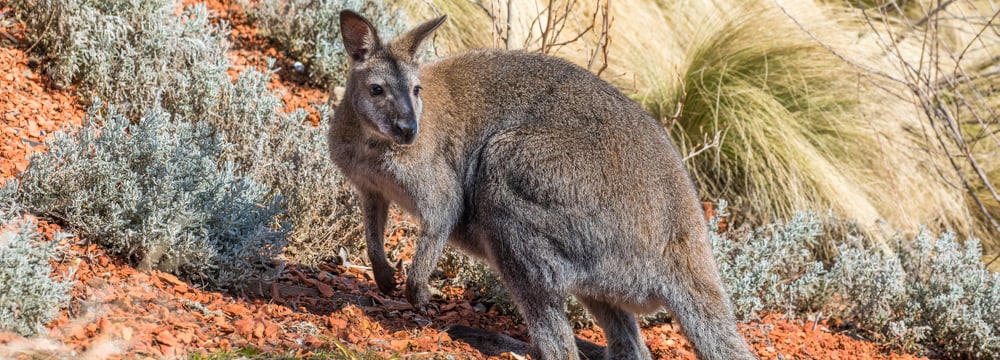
xmin=340 ymin=10 xmax=381 ymax=62
xmin=390 ymin=15 xmax=447 ymax=62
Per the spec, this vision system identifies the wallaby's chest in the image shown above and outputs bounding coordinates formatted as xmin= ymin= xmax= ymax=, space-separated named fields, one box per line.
xmin=336 ymin=144 xmax=420 ymax=212
xmin=329 ymin=109 xmax=472 ymax=229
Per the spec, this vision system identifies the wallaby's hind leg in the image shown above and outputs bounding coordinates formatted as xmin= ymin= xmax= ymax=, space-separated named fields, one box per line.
xmin=510 ymin=288 xmax=578 ymax=360
xmin=576 ymin=296 xmax=651 ymax=360
xmin=660 ymin=237 xmax=756 ymax=360
xmin=484 ymin=220 xmax=579 ymax=360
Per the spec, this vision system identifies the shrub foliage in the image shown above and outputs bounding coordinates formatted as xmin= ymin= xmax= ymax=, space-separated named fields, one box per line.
xmin=710 ymin=202 xmax=1000 ymax=358
xmin=12 ymin=0 xmax=230 ymax=121
xmin=0 ymin=182 xmax=72 ymax=336
xmin=17 ymin=104 xmax=288 ymax=290
xmin=12 ymin=0 xmax=363 ymax=272
xmin=247 ymin=0 xmax=408 ymax=88
xmin=213 ymin=67 xmax=361 ymax=266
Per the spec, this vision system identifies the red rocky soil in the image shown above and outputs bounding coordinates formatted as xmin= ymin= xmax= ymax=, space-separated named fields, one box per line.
xmin=0 ymin=2 xmax=926 ymax=359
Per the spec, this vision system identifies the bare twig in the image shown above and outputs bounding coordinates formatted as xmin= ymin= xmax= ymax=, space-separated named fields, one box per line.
xmin=24 ymin=6 xmax=57 ymax=54
xmin=470 ymin=0 xmax=613 ymax=75
xmin=585 ymin=0 xmax=612 ymax=77
xmin=470 ymin=0 xmax=508 ymax=49
xmin=914 ymin=0 xmax=958 ymax=28
xmin=683 ymin=131 xmax=722 ymax=162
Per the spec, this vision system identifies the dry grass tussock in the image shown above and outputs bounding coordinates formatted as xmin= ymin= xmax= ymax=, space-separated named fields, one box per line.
xmin=399 ymin=0 xmax=998 ymax=248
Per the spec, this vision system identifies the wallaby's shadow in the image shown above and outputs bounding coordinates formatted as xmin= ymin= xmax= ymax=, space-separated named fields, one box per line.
xmin=447 ymin=325 xmax=607 ymax=359
xmin=237 ymin=263 xmax=607 ymax=358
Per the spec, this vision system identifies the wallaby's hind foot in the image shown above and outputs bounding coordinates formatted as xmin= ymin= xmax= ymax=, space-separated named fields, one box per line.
xmin=447 ymin=325 xmax=606 ymax=360
xmin=519 ymin=292 xmax=579 ymax=360
xmin=576 ymin=297 xmax=652 ymax=360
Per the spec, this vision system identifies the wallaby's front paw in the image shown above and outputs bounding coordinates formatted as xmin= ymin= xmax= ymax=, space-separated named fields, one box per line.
xmin=405 ymin=279 xmax=431 ymax=309
xmin=373 ymin=266 xmax=397 ymax=294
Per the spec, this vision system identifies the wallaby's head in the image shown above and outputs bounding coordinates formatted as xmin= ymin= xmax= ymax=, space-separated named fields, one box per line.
xmin=339 ymin=10 xmax=446 ymax=145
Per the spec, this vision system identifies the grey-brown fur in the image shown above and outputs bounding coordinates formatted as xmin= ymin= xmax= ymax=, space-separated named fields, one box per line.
xmin=327 ymin=10 xmax=755 ymax=360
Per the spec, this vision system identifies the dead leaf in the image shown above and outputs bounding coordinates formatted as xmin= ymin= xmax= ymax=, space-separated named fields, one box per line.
xmin=222 ymin=304 xmax=248 ymax=317
xmin=176 ymin=331 xmax=194 ymax=344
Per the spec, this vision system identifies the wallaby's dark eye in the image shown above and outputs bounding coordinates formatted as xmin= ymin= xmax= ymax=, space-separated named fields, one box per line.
xmin=413 ymin=85 xmax=422 ymax=96
xmin=369 ymin=84 xmax=384 ymax=96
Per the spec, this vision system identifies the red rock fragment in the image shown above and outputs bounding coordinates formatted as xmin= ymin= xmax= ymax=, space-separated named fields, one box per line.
xmin=317 ymin=282 xmax=335 ymax=298
xmin=155 ymin=330 xmax=179 ymax=347
xmin=233 ymin=318 xmax=254 ymax=337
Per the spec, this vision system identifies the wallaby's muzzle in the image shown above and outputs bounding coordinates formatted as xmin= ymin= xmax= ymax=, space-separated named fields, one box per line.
xmin=391 ymin=119 xmax=418 ymax=145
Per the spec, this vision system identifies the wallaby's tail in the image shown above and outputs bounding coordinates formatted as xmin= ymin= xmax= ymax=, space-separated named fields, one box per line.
xmin=447 ymin=325 xmax=606 ymax=360
xmin=659 ymin=232 xmax=757 ymax=360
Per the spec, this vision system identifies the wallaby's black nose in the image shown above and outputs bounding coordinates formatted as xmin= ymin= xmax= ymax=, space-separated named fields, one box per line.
xmin=394 ymin=122 xmax=417 ymax=144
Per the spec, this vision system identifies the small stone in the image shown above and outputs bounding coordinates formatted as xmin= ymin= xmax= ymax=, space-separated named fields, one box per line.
xmin=317 ymin=283 xmax=334 ymax=298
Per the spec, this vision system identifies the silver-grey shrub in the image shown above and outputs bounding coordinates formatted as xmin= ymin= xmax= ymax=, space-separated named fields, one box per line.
xmin=826 ymin=231 xmax=1000 ymax=357
xmin=710 ymin=201 xmax=1000 ymax=358
xmin=15 ymin=0 xmax=361 ymax=268
xmin=247 ymin=0 xmax=407 ymax=87
xmin=830 ymin=241 xmax=910 ymax=339
xmin=209 ymin=65 xmax=361 ymax=266
xmin=0 ymin=182 xmax=72 ymax=336
xmin=709 ymin=202 xmax=833 ymax=318
xmin=262 ymin=108 xmax=362 ymax=266
xmin=16 ymin=104 xmax=288 ymax=290
xmin=12 ymin=0 xmax=230 ymax=121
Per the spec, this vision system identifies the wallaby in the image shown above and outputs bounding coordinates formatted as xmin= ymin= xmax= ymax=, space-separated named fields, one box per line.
xmin=327 ymin=10 xmax=755 ymax=360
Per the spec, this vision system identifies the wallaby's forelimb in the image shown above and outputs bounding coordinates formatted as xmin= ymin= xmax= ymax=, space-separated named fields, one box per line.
xmin=404 ymin=224 xmax=450 ymax=308
xmin=361 ymin=192 xmax=395 ymax=294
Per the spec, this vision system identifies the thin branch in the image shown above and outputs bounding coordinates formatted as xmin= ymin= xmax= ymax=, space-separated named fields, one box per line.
xmin=914 ymin=0 xmax=958 ymax=27
xmin=775 ymin=0 xmax=905 ymax=84
xmin=684 ymin=131 xmax=722 ymax=162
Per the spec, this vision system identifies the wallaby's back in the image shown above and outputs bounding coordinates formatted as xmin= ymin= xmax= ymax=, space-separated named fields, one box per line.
xmin=420 ymin=49 xmax=706 ymax=279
